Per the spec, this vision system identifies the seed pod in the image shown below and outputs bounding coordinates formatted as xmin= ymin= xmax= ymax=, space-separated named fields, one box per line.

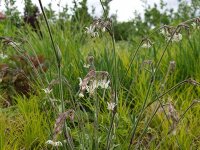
xmin=53 ymin=109 xmax=75 ymax=140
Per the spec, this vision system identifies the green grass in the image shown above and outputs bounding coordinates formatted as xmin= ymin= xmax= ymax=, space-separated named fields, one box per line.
xmin=0 ymin=95 xmax=50 ymax=149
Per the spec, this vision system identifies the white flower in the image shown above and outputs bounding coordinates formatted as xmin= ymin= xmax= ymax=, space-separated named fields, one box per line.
xmin=79 ymin=92 xmax=84 ymax=98
xmin=191 ymin=22 xmax=196 ymax=28
xmin=160 ymin=28 xmax=167 ymax=36
xmin=86 ymin=80 xmax=98 ymax=95
xmin=8 ymin=41 xmax=20 ymax=47
xmin=85 ymin=25 xmax=99 ymax=37
xmin=107 ymin=102 xmax=116 ymax=111
xmin=83 ymin=64 xmax=90 ymax=68
xmin=191 ymin=22 xmax=200 ymax=30
xmin=102 ymin=27 xmax=106 ymax=32
xmin=78 ymin=77 xmax=82 ymax=86
xmin=98 ymin=79 xmax=110 ymax=89
xmin=46 ymin=140 xmax=63 ymax=147
xmin=141 ymin=42 xmax=152 ymax=48
xmin=167 ymin=33 xmax=182 ymax=43
xmin=0 ymin=53 xmax=8 ymax=59
xmin=42 ymin=88 xmax=52 ymax=94
xmin=172 ymin=33 xmax=182 ymax=42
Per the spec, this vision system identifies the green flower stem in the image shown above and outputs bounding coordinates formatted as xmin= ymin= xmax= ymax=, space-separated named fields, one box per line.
xmin=145 ymin=79 xmax=188 ymax=109
xmin=121 ymin=40 xmax=143 ymax=83
xmin=38 ymin=0 xmax=74 ymax=149
xmin=106 ymin=23 xmax=118 ymax=150
xmin=128 ymin=25 xmax=180 ymax=150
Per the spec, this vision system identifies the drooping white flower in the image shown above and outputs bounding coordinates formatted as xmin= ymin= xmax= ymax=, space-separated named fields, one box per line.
xmin=46 ymin=140 xmax=63 ymax=147
xmin=8 ymin=41 xmax=20 ymax=47
xmin=101 ymin=27 xmax=106 ymax=32
xmin=160 ymin=28 xmax=169 ymax=36
xmin=0 ymin=53 xmax=8 ymax=59
xmin=172 ymin=33 xmax=182 ymax=42
xmin=86 ymin=80 xmax=98 ymax=95
xmin=191 ymin=22 xmax=200 ymax=29
xmin=83 ymin=63 xmax=90 ymax=68
xmin=42 ymin=88 xmax=52 ymax=94
xmin=85 ymin=25 xmax=99 ymax=37
xmin=78 ymin=77 xmax=83 ymax=86
xmin=160 ymin=29 xmax=165 ymax=35
xmin=79 ymin=92 xmax=84 ymax=98
xmin=141 ymin=42 xmax=152 ymax=48
xmin=191 ymin=22 xmax=196 ymax=28
xmin=167 ymin=33 xmax=182 ymax=43
xmin=107 ymin=102 xmax=116 ymax=111
xmin=98 ymin=79 xmax=110 ymax=89
xmin=78 ymin=78 xmax=85 ymax=97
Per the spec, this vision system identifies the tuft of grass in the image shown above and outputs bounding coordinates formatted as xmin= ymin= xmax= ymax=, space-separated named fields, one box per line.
xmin=0 ymin=95 xmax=50 ymax=149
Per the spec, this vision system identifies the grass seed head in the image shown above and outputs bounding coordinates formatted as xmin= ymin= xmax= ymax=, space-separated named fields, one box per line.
xmin=169 ymin=60 xmax=176 ymax=72
xmin=53 ymin=109 xmax=74 ymax=140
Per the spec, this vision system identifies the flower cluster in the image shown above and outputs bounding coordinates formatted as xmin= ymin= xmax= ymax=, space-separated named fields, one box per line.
xmin=166 ymin=33 xmax=182 ymax=42
xmin=93 ymin=19 xmax=112 ymax=32
xmin=85 ymin=25 xmax=99 ymax=38
xmin=79 ymin=71 xmax=110 ymax=97
xmin=107 ymin=102 xmax=116 ymax=111
xmin=191 ymin=18 xmax=200 ymax=30
xmin=141 ymin=38 xmax=153 ymax=49
xmin=85 ymin=19 xmax=112 ymax=37
xmin=160 ymin=25 xmax=183 ymax=43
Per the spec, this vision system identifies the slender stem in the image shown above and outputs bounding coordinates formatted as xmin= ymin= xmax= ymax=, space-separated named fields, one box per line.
xmin=178 ymin=102 xmax=195 ymax=121
xmin=106 ymin=111 xmax=115 ymax=150
xmin=38 ymin=0 xmax=60 ymax=66
xmin=128 ymin=77 xmax=152 ymax=149
xmin=38 ymin=1 xmax=74 ymax=149
xmin=99 ymin=0 xmax=106 ymax=17
xmin=156 ymin=100 xmax=199 ymax=149
xmin=128 ymin=25 xmax=180 ymax=149
xmin=136 ymin=78 xmax=198 ymax=147
xmin=136 ymin=101 xmax=160 ymax=148
xmin=111 ymin=32 xmax=117 ymax=106
xmin=121 ymin=40 xmax=143 ymax=83
xmin=145 ymin=80 xmax=188 ymax=109
xmin=106 ymin=23 xmax=118 ymax=150
xmin=136 ymin=95 xmax=180 ymax=148
xmin=94 ymin=90 xmax=99 ymax=149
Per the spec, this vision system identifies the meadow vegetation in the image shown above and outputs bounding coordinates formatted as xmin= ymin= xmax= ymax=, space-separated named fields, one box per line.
xmin=0 ymin=0 xmax=200 ymax=149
